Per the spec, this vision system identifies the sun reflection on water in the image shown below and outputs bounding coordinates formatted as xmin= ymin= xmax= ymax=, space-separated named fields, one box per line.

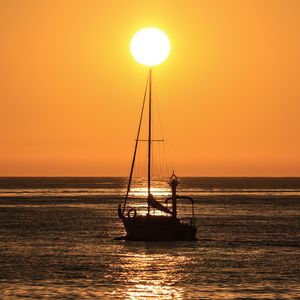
xmin=126 ymin=184 xmax=171 ymax=216
xmin=124 ymin=284 xmax=184 ymax=300
xmin=115 ymin=245 xmax=192 ymax=299
xmin=129 ymin=186 xmax=171 ymax=197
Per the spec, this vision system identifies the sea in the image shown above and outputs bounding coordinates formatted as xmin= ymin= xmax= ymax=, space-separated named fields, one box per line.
xmin=0 ymin=177 xmax=299 ymax=299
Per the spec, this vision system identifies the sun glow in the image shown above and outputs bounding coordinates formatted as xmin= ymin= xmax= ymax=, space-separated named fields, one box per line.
xmin=130 ymin=28 xmax=171 ymax=66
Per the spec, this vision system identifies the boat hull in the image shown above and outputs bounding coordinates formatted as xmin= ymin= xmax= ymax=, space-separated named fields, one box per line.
xmin=122 ymin=215 xmax=197 ymax=241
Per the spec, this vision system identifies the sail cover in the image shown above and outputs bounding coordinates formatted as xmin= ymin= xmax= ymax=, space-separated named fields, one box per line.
xmin=147 ymin=194 xmax=173 ymax=215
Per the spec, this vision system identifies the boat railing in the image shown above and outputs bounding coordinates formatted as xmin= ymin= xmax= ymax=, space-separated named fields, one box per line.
xmin=180 ymin=217 xmax=195 ymax=227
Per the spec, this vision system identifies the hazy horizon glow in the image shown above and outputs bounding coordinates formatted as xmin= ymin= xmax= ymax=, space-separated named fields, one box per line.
xmin=0 ymin=0 xmax=300 ymax=176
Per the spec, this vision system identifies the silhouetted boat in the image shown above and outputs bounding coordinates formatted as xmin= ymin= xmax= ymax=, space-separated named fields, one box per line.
xmin=117 ymin=69 xmax=197 ymax=241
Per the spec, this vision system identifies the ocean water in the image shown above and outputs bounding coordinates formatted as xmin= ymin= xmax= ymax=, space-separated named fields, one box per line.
xmin=0 ymin=177 xmax=299 ymax=299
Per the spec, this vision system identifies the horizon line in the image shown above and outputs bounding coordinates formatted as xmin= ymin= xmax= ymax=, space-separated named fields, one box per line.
xmin=0 ymin=175 xmax=299 ymax=178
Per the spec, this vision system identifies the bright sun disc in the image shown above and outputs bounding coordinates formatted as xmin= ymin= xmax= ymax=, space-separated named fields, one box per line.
xmin=130 ymin=28 xmax=171 ymax=66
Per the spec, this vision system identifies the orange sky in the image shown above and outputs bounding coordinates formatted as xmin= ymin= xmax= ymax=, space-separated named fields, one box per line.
xmin=0 ymin=0 xmax=299 ymax=176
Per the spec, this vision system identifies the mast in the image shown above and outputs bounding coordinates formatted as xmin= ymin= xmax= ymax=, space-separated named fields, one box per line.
xmin=123 ymin=71 xmax=150 ymax=212
xmin=147 ymin=68 xmax=152 ymax=214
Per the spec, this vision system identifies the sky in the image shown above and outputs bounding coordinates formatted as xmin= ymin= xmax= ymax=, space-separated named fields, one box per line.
xmin=0 ymin=0 xmax=299 ymax=176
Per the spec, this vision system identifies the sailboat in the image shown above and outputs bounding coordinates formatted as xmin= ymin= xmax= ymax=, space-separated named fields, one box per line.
xmin=117 ymin=68 xmax=197 ymax=241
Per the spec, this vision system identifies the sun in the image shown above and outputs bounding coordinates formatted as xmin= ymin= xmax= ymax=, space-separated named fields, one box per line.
xmin=130 ymin=28 xmax=171 ymax=66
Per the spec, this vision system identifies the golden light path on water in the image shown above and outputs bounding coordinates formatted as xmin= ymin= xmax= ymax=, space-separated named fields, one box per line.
xmin=127 ymin=183 xmax=195 ymax=220
xmin=129 ymin=187 xmax=170 ymax=197
xmin=1 ymin=178 xmax=299 ymax=299
xmin=125 ymin=184 xmax=171 ymax=216
xmin=124 ymin=179 xmax=172 ymax=216
xmin=113 ymin=249 xmax=190 ymax=299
